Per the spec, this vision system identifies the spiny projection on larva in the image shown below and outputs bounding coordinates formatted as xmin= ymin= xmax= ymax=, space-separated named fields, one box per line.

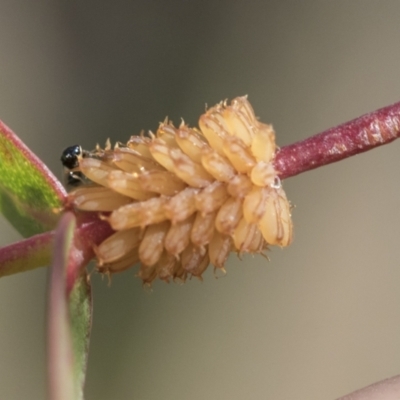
xmin=62 ymin=96 xmax=293 ymax=284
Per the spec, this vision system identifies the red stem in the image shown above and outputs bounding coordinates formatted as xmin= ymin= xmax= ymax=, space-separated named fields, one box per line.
xmin=66 ymin=212 xmax=114 ymax=292
xmin=0 ymin=212 xmax=113 ymax=282
xmin=274 ymin=101 xmax=400 ymax=179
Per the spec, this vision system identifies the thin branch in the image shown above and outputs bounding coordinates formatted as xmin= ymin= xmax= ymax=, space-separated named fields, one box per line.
xmin=0 ymin=230 xmax=54 ymax=277
xmin=66 ymin=213 xmax=114 ymax=292
xmin=0 ymin=212 xmax=114 ymax=280
xmin=274 ymin=101 xmax=400 ymax=179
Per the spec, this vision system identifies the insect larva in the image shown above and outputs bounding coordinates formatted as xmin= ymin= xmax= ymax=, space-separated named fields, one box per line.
xmin=62 ymin=96 xmax=293 ymax=284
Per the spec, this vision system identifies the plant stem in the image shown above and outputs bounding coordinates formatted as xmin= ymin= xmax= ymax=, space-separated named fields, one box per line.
xmin=274 ymin=101 xmax=400 ymax=179
xmin=66 ymin=213 xmax=114 ymax=292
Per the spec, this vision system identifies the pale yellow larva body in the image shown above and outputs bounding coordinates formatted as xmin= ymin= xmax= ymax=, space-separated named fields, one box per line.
xmin=68 ymin=96 xmax=293 ymax=284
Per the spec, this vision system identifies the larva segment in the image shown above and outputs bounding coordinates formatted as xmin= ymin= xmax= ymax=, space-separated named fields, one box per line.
xmin=79 ymin=158 xmax=115 ymax=187
xmin=222 ymin=136 xmax=256 ymax=174
xmin=258 ymin=187 xmax=293 ymax=247
xmin=69 ymin=186 xmax=132 ymax=211
xmin=137 ymin=263 xmax=157 ymax=285
xmin=108 ymin=196 xmax=167 ymax=230
xmin=107 ymin=170 xmax=154 ymax=200
xmin=169 ymin=148 xmax=214 ymax=187
xmin=201 ymin=149 xmax=236 ymax=182
xmin=173 ymin=262 xmax=187 ymax=283
xmin=232 ymin=218 xmax=263 ymax=253
xmin=139 ymin=221 xmax=170 ymax=266
xmin=181 ymin=243 xmax=208 ymax=273
xmin=175 ymin=125 xmax=209 ymax=163
xmin=242 ymin=186 xmax=270 ymax=224
xmin=195 ymin=181 xmax=229 ymax=214
xmin=198 ymin=113 xmax=226 ymax=156
xmin=222 ymin=107 xmax=253 ymax=146
xmin=250 ymin=161 xmax=276 ymax=187
xmin=98 ymin=247 xmax=140 ymax=274
xmin=207 ymin=106 xmax=231 ymax=137
xmin=227 ymin=174 xmax=253 ymax=198
xmin=215 ymin=197 xmax=243 ymax=235
xmin=95 ymin=228 xmax=142 ymax=264
xmin=113 ymin=147 xmax=164 ymax=173
xmin=250 ymin=124 xmax=276 ymax=163
xmin=148 ymin=139 xmax=176 ymax=172
xmin=231 ymin=96 xmax=256 ymax=123
xmin=127 ymin=135 xmax=153 ymax=158
xmin=65 ymin=96 xmax=293 ymax=284
xmin=190 ymin=211 xmax=217 ymax=247
xmin=164 ymin=215 xmax=195 ymax=256
xmin=190 ymin=253 xmax=210 ymax=279
xmin=164 ymin=187 xmax=199 ymax=223
xmin=156 ymin=122 xmax=179 ymax=148
xmin=245 ymin=228 xmax=266 ymax=254
xmin=155 ymin=251 xmax=178 ymax=282
xmin=208 ymin=231 xmax=232 ymax=270
xmin=138 ymin=170 xmax=187 ymax=196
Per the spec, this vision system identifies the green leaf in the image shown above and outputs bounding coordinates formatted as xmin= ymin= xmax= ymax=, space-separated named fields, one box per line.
xmin=0 ymin=120 xmax=66 ymax=237
xmin=47 ymin=212 xmax=92 ymax=400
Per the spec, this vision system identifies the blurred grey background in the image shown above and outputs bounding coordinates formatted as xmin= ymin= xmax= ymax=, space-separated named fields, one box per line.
xmin=1 ymin=1 xmax=400 ymax=399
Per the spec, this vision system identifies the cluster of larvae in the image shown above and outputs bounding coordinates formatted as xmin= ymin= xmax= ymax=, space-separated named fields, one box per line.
xmin=66 ymin=96 xmax=293 ymax=284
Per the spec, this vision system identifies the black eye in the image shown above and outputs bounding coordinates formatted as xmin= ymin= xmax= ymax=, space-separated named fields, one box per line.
xmin=61 ymin=145 xmax=82 ymax=169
